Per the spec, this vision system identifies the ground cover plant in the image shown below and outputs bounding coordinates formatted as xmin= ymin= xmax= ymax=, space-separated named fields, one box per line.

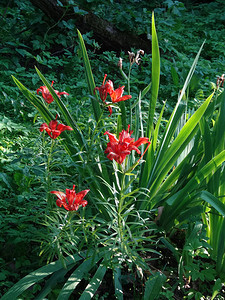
xmin=1 ymin=0 xmax=225 ymax=299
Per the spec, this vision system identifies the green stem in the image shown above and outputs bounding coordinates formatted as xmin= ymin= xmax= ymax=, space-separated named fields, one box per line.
xmin=117 ymin=170 xmax=126 ymax=252
xmin=118 ymin=171 xmax=126 ymax=213
xmin=128 ymin=63 xmax=132 ymax=126
xmin=46 ymin=139 xmax=55 ymax=209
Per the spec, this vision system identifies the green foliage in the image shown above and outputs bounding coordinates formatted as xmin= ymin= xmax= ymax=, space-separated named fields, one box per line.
xmin=2 ymin=1 xmax=225 ymax=299
xmin=144 ymin=272 xmax=166 ymax=300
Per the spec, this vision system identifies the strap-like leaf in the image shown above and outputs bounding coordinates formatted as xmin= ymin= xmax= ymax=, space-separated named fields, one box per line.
xmin=160 ymin=150 xmax=225 ymax=229
xmin=146 ymin=12 xmax=160 ymax=139
xmin=35 ymin=266 xmax=73 ymax=300
xmin=149 ymin=92 xmax=213 ymax=199
xmin=79 ymin=263 xmax=107 ymax=300
xmin=77 ymin=29 xmax=102 ymax=123
xmin=57 ymin=253 xmax=103 ymax=300
xmin=1 ymin=254 xmax=82 ymax=300
xmin=143 ymin=41 xmax=205 ymax=191
xmin=114 ymin=267 xmax=123 ymax=300
xmin=198 ymin=191 xmax=225 ymax=217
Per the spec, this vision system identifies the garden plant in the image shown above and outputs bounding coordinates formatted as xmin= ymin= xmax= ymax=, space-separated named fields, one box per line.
xmin=1 ymin=2 xmax=225 ymax=299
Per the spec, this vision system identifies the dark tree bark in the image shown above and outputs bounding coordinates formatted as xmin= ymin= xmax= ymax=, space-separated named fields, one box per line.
xmin=30 ymin=0 xmax=151 ymax=52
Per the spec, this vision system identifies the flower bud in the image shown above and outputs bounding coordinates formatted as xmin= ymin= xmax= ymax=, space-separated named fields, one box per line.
xmin=217 ymin=74 xmax=225 ymax=88
xmin=117 ymin=57 xmax=123 ymax=69
xmin=128 ymin=51 xmax=135 ymax=64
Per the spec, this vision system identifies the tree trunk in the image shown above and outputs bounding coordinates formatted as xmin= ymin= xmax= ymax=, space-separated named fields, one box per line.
xmin=30 ymin=0 xmax=150 ymax=52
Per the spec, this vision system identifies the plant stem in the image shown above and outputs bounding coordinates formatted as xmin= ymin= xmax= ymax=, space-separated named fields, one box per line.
xmin=46 ymin=139 xmax=55 ymax=209
xmin=117 ymin=171 xmax=126 ymax=252
xmin=128 ymin=63 xmax=132 ymax=126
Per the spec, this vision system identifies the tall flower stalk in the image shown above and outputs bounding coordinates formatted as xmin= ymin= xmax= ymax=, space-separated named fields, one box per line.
xmin=46 ymin=139 xmax=55 ymax=209
xmin=39 ymin=115 xmax=73 ymax=208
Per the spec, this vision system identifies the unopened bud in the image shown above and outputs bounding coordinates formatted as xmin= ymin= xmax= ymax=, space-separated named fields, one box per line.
xmin=133 ymin=49 xmax=145 ymax=65
xmin=117 ymin=57 xmax=123 ymax=69
xmin=128 ymin=51 xmax=135 ymax=64
xmin=217 ymin=74 xmax=225 ymax=88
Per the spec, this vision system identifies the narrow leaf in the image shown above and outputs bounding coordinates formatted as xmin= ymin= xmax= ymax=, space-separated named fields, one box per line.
xmin=147 ymin=12 xmax=160 ymax=138
xmin=1 ymin=255 xmax=81 ymax=300
xmin=79 ymin=264 xmax=107 ymax=300
xmin=77 ymin=29 xmax=102 ymax=123
xmin=198 ymin=191 xmax=225 ymax=217
xmin=114 ymin=267 xmax=123 ymax=300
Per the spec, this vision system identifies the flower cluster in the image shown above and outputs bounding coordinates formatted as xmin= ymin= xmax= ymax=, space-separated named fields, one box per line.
xmin=38 ymin=74 xmax=149 ymax=211
xmin=94 ymin=74 xmax=132 ymax=116
xmin=51 ymin=185 xmax=89 ymax=211
xmin=37 ymin=81 xmax=88 ymax=211
xmin=37 ymin=81 xmax=69 ymax=104
xmin=104 ymin=125 xmax=150 ymax=164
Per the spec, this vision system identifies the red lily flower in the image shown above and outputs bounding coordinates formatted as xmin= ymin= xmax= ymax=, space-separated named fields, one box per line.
xmin=37 ymin=81 xmax=69 ymax=104
xmin=40 ymin=115 xmax=73 ymax=139
xmin=94 ymin=74 xmax=113 ymax=102
xmin=104 ymin=125 xmax=150 ymax=164
xmin=109 ymin=85 xmax=132 ymax=103
xmin=51 ymin=185 xmax=89 ymax=211
xmin=94 ymin=74 xmax=131 ymax=116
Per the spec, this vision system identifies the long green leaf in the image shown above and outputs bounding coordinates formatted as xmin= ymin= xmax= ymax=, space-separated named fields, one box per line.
xmin=146 ymin=12 xmax=160 ymax=138
xmin=143 ymin=42 xmax=205 ymax=190
xmin=160 ymin=237 xmax=179 ymax=262
xmin=152 ymin=101 xmax=166 ymax=153
xmin=57 ymin=253 xmax=102 ymax=300
xmin=35 ymin=267 xmax=73 ymax=300
xmin=12 ymin=76 xmax=53 ymax=123
xmin=199 ymin=117 xmax=213 ymax=165
xmin=155 ymin=92 xmax=213 ymax=175
xmin=145 ymin=92 xmax=213 ymax=206
xmin=141 ymin=82 xmax=151 ymax=99
xmin=114 ymin=267 xmax=123 ymax=300
xmin=1 ymin=255 xmax=82 ymax=300
xmin=140 ymin=101 xmax=185 ymax=189
xmin=198 ymin=191 xmax=225 ymax=217
xmin=77 ymin=29 xmax=102 ymax=123
xmin=79 ymin=263 xmax=107 ymax=300
xmin=160 ymin=150 xmax=225 ymax=229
